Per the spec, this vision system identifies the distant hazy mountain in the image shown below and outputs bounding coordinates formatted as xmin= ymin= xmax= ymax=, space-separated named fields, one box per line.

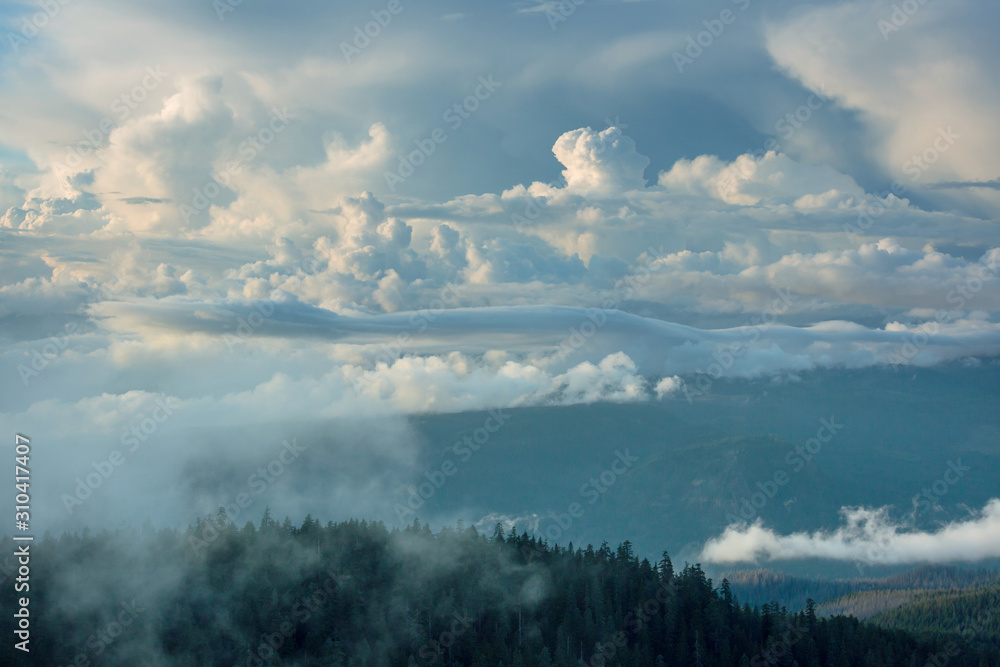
xmin=402 ymin=363 xmax=1000 ymax=574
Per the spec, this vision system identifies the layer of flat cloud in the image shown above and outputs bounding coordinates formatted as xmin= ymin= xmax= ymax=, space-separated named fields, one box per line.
xmin=82 ymin=298 xmax=1000 ymax=374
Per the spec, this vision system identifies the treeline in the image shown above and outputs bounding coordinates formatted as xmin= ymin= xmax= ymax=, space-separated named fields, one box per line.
xmin=880 ymin=566 xmax=1000 ymax=591
xmin=2 ymin=513 xmax=998 ymax=666
xmin=723 ymin=565 xmax=1000 ymax=613
xmin=871 ymin=587 xmax=1000 ymax=644
xmin=722 ymin=570 xmax=865 ymax=612
xmin=819 ymin=590 xmax=920 ymax=621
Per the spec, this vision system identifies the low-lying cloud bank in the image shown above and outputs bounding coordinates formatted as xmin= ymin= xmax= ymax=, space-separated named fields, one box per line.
xmin=700 ymin=498 xmax=1000 ymax=565
xmin=89 ymin=298 xmax=1000 ymax=379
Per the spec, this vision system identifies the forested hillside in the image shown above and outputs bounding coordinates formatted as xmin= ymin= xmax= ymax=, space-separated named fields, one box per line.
xmin=3 ymin=514 xmax=998 ymax=666
xmin=406 ymin=370 xmax=1000 ymax=569
xmin=724 ymin=565 xmax=1000 ymax=612
xmin=822 ymin=587 xmax=1000 ymax=642
xmin=722 ymin=570 xmax=865 ymax=612
xmin=819 ymin=590 xmax=920 ymax=621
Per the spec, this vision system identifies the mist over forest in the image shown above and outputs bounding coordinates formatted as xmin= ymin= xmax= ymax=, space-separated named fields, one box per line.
xmin=4 ymin=516 xmax=999 ymax=666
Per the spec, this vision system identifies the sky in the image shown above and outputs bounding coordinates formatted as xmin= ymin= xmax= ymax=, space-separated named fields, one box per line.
xmin=1 ymin=0 xmax=999 ymax=541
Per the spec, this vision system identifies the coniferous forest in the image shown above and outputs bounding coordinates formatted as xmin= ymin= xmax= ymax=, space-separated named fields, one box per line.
xmin=3 ymin=513 xmax=998 ymax=666
xmin=722 ymin=566 xmax=1000 ymax=615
